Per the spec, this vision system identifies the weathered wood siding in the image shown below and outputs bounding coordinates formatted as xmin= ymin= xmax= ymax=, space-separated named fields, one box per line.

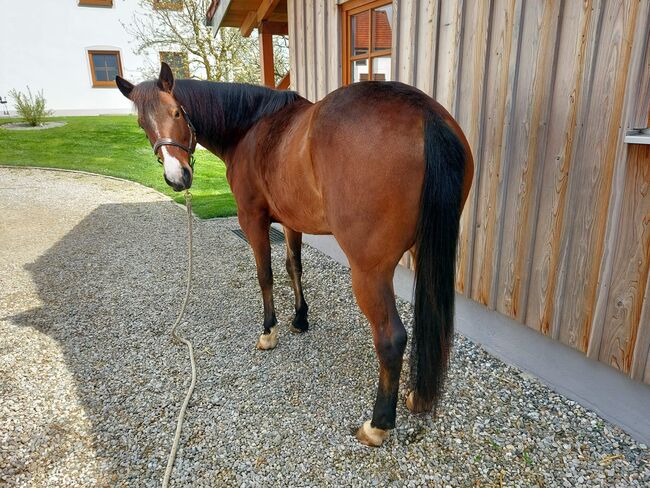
xmin=288 ymin=0 xmax=341 ymax=99
xmin=289 ymin=0 xmax=650 ymax=384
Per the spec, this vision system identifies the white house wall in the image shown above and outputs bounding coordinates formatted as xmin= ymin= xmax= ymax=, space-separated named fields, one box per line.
xmin=0 ymin=0 xmax=158 ymax=115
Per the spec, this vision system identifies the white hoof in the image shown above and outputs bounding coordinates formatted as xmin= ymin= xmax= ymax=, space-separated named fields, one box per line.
xmin=256 ymin=326 xmax=278 ymax=350
xmin=355 ymin=420 xmax=389 ymax=447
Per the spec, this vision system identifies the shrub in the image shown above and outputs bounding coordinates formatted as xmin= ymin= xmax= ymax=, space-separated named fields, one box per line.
xmin=9 ymin=86 xmax=53 ymax=126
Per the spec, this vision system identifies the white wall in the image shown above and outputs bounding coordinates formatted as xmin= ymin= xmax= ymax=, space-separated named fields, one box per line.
xmin=0 ymin=0 xmax=158 ymax=115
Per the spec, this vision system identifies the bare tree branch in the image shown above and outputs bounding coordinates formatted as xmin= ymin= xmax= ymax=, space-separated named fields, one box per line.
xmin=122 ymin=0 xmax=289 ymax=84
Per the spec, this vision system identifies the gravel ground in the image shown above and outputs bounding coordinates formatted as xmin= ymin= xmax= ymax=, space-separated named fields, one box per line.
xmin=0 ymin=167 xmax=648 ymax=487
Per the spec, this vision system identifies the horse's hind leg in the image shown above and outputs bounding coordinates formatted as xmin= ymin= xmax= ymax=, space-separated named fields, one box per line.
xmin=283 ymin=226 xmax=309 ymax=333
xmin=239 ymin=211 xmax=278 ymax=350
xmin=351 ymin=264 xmax=407 ymax=447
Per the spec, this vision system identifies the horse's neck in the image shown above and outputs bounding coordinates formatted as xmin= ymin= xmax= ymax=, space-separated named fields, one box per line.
xmin=178 ymin=81 xmax=303 ymax=161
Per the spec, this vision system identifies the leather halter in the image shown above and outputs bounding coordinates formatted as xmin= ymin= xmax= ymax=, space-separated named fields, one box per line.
xmin=152 ymin=105 xmax=197 ymax=171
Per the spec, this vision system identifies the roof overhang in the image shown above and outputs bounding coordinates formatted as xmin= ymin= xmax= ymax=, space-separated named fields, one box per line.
xmin=208 ymin=0 xmax=288 ymax=37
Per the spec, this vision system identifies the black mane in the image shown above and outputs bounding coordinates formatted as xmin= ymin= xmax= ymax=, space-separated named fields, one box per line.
xmin=176 ymin=80 xmax=305 ymax=142
xmin=131 ymin=79 xmax=305 ymax=156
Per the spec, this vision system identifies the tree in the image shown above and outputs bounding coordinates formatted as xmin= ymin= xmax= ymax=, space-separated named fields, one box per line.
xmin=124 ymin=0 xmax=289 ymax=85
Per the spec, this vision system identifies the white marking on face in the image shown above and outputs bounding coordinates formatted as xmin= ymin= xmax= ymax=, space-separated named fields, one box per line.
xmin=161 ymin=147 xmax=184 ymax=185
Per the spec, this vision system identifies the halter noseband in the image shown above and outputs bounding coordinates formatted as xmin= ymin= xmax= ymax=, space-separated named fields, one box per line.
xmin=152 ymin=105 xmax=197 ymax=171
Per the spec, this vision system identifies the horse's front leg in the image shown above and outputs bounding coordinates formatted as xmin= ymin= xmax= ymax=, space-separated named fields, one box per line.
xmin=283 ymin=226 xmax=309 ymax=333
xmin=240 ymin=212 xmax=278 ymax=350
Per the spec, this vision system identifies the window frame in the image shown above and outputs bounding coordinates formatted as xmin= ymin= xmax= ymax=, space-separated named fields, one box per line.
xmin=341 ymin=0 xmax=393 ymax=85
xmin=78 ymin=0 xmax=113 ymax=7
xmin=88 ymin=50 xmax=123 ymax=88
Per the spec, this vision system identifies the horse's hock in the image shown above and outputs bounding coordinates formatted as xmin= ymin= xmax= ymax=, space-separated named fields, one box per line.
xmin=1 ymin=167 xmax=648 ymax=486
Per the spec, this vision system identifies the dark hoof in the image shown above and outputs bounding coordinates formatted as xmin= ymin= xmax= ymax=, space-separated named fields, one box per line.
xmin=289 ymin=317 xmax=309 ymax=334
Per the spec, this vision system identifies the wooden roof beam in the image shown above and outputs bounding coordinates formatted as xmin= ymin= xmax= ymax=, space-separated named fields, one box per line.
xmin=240 ymin=0 xmax=282 ymax=37
xmin=240 ymin=11 xmax=257 ymax=37
xmin=259 ymin=20 xmax=288 ymax=36
xmin=257 ymin=0 xmax=281 ymax=22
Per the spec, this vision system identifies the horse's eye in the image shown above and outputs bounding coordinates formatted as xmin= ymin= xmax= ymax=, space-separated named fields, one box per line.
xmin=173 ymin=110 xmax=180 ymax=119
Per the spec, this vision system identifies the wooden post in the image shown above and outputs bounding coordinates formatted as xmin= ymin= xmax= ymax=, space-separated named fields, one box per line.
xmin=260 ymin=30 xmax=275 ymax=87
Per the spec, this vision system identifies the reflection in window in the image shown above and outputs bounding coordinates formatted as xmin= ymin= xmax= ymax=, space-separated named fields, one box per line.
xmin=372 ymin=56 xmax=391 ymax=81
xmin=351 ymin=11 xmax=369 ymax=56
xmin=372 ymin=5 xmax=392 ymax=52
xmin=352 ymin=59 xmax=369 ymax=83
xmin=344 ymin=2 xmax=393 ymax=84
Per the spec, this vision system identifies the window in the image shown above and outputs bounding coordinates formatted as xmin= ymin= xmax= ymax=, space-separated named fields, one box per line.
xmin=342 ymin=0 xmax=393 ymax=84
xmin=78 ymin=0 xmax=113 ymax=6
xmin=159 ymin=51 xmax=190 ymax=79
xmin=88 ymin=50 xmax=122 ymax=87
xmin=154 ymin=0 xmax=183 ymax=10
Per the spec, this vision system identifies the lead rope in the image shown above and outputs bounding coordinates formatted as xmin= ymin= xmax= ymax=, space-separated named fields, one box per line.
xmin=162 ymin=190 xmax=196 ymax=488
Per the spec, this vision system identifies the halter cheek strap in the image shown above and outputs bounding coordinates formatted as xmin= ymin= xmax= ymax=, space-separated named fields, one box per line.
xmin=153 ymin=105 xmax=197 ymax=171
xmin=153 ymin=139 xmax=194 ymax=156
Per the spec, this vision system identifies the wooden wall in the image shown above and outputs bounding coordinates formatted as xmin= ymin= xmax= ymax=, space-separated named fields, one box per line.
xmin=289 ymin=0 xmax=650 ymax=384
xmin=287 ymin=0 xmax=341 ymax=100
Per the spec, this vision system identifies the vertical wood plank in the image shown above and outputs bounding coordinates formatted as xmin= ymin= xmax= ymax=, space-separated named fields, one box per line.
xmin=589 ymin=1 xmax=650 ymax=362
xmin=455 ymin=0 xmax=492 ymax=294
xmin=414 ymin=0 xmax=439 ymax=95
xmin=287 ymin=0 xmax=298 ymax=91
xmin=598 ymin=144 xmax=650 ymax=374
xmin=305 ymin=0 xmax=317 ymax=101
xmin=487 ymin=0 xmax=523 ymax=309
xmin=327 ymin=0 xmax=341 ymax=93
xmin=496 ymin=0 xmax=561 ymax=320
xmin=397 ymin=0 xmax=418 ymax=85
xmin=526 ymin=0 xmax=598 ymax=336
xmin=435 ymin=0 xmax=463 ymax=114
xmin=631 ymin=267 xmax=650 ymax=382
xmin=315 ymin=0 xmax=327 ymax=99
xmin=294 ymin=0 xmax=307 ymax=96
xmin=557 ymin=0 xmax=639 ymax=351
xmin=390 ymin=0 xmax=401 ymax=81
xmin=470 ymin=0 xmax=519 ymax=307
xmin=629 ymin=7 xmax=650 ymax=129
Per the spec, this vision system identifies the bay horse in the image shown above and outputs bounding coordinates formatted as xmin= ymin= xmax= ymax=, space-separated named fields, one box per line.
xmin=116 ymin=63 xmax=473 ymax=447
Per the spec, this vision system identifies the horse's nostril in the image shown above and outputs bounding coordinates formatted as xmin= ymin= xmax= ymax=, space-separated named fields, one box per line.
xmin=182 ymin=167 xmax=192 ymax=188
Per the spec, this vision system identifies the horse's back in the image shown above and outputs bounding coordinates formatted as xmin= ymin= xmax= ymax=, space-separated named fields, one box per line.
xmin=309 ymin=82 xmax=441 ymax=268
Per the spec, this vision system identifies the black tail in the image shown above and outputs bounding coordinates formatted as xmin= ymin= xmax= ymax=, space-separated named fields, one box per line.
xmin=409 ymin=110 xmax=466 ymax=411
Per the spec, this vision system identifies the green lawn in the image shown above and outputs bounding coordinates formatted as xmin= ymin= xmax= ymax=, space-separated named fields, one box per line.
xmin=0 ymin=115 xmax=237 ymax=218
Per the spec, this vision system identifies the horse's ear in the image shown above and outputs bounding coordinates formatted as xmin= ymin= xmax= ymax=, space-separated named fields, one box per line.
xmin=158 ymin=62 xmax=174 ymax=93
xmin=115 ymin=76 xmax=134 ymax=99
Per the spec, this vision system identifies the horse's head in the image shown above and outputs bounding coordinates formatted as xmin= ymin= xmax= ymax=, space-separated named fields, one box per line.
xmin=116 ymin=63 xmax=195 ymax=192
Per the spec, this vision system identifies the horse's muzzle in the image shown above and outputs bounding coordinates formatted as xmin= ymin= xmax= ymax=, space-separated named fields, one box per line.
xmin=165 ymin=166 xmax=193 ymax=192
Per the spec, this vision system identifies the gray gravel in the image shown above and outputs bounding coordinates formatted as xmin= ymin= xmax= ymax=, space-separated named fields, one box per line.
xmin=1 ymin=167 xmax=648 ymax=487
